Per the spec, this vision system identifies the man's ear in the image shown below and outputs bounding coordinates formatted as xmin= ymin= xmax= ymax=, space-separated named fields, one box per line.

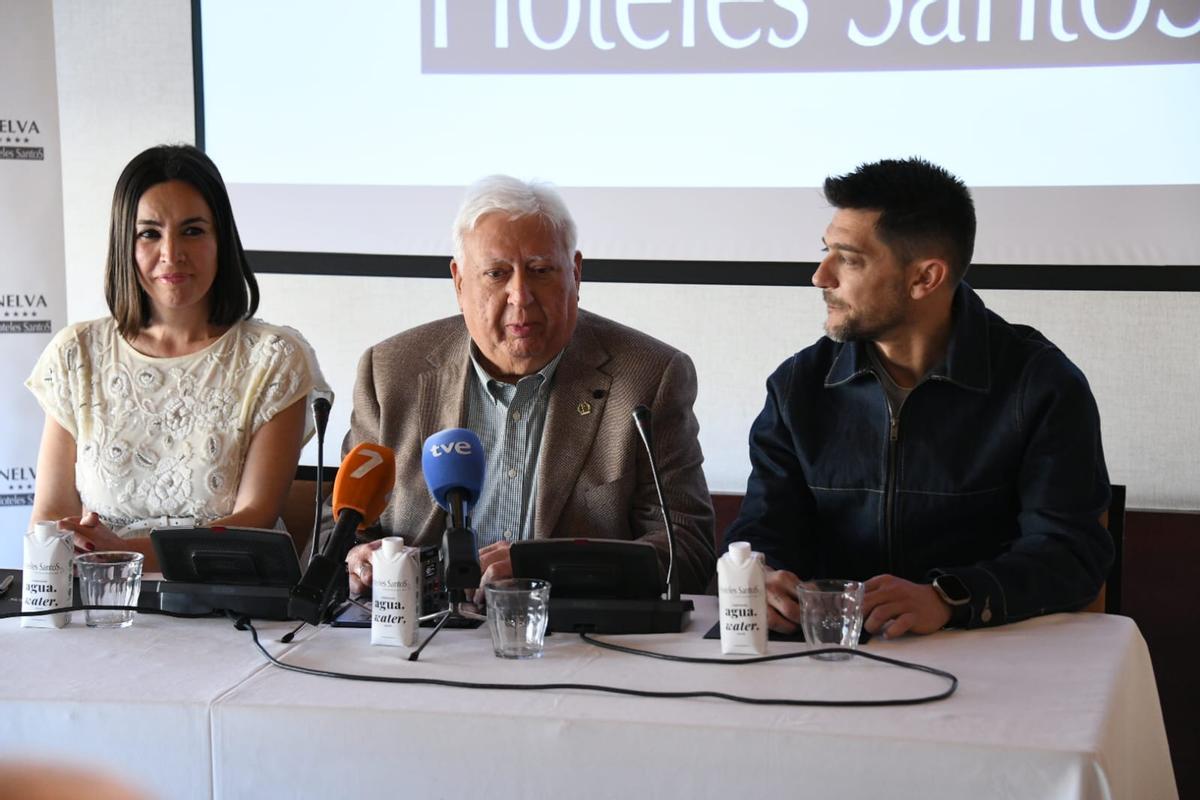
xmin=573 ymin=251 xmax=583 ymax=292
xmin=910 ymin=258 xmax=950 ymax=300
xmin=450 ymin=259 xmax=465 ymax=307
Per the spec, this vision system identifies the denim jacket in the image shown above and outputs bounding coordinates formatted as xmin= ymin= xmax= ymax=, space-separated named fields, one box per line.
xmin=726 ymin=284 xmax=1113 ymax=628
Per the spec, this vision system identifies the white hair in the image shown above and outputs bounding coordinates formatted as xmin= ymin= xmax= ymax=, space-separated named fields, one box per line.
xmin=451 ymin=175 xmax=577 ymax=261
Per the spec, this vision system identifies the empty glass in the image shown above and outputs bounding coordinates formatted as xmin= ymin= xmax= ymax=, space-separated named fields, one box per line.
xmin=484 ymin=578 xmax=551 ymax=659
xmin=75 ymin=552 xmax=144 ymax=628
xmin=798 ymin=579 xmax=864 ymax=660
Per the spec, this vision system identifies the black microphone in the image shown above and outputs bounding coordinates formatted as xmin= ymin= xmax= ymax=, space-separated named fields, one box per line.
xmin=311 ymin=396 xmax=331 ymax=436
xmin=632 ymin=404 xmax=679 ymax=602
xmin=310 ymin=396 xmax=332 ymax=564
xmin=288 ymin=443 xmax=396 ymax=624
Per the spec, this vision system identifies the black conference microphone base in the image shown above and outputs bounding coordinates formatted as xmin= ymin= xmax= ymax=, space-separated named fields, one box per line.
xmin=287 ymin=555 xmax=347 ymax=625
xmin=547 ymin=597 xmax=694 ymax=634
xmin=157 ymin=582 xmax=295 ymax=620
xmin=289 ymin=509 xmax=363 ymax=624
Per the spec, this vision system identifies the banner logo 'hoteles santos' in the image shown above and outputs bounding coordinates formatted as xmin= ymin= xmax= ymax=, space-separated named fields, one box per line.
xmin=422 ymin=0 xmax=1200 ymax=73
xmin=0 ymin=118 xmax=44 ymax=160
xmin=1 ymin=465 xmax=36 ymax=508
xmin=0 ymin=293 xmax=52 ymax=334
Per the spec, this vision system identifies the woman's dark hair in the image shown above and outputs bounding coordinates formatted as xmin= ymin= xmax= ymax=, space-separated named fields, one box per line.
xmin=104 ymin=144 xmax=259 ymax=337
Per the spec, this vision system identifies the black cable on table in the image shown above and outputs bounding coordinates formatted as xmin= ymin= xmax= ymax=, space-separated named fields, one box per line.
xmin=1 ymin=604 xmax=218 ymax=621
xmin=235 ymin=616 xmax=958 ymax=707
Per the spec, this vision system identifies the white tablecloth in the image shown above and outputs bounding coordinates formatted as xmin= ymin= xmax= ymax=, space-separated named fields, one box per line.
xmin=212 ymin=597 xmax=1177 ymax=800
xmin=0 ymin=606 xmax=298 ymax=800
xmin=1 ymin=592 xmax=1178 ymax=799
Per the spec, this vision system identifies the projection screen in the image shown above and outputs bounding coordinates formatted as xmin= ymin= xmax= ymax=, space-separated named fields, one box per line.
xmin=197 ymin=0 xmax=1200 ymax=285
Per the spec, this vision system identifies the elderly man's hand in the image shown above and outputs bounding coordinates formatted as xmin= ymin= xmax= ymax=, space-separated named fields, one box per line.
xmin=862 ymin=574 xmax=952 ymax=638
xmin=763 ymin=567 xmax=803 ymax=633
xmin=471 ymin=540 xmax=514 ymax=604
xmin=345 ymin=541 xmax=383 ymax=595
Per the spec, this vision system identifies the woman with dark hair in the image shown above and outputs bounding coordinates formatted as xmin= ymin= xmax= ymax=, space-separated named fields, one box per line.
xmin=25 ymin=144 xmax=329 ymax=568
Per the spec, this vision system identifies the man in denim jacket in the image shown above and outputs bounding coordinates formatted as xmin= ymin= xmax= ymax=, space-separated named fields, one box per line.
xmin=726 ymin=158 xmax=1112 ymax=637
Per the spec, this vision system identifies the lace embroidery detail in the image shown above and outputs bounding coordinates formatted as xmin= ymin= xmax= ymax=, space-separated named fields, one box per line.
xmin=27 ymin=318 xmax=328 ymax=536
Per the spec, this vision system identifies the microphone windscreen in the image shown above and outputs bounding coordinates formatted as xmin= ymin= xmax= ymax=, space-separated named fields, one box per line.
xmin=332 ymin=443 xmax=397 ymax=529
xmin=311 ymin=396 xmax=332 ymax=427
xmin=421 ymin=428 xmax=485 ymax=510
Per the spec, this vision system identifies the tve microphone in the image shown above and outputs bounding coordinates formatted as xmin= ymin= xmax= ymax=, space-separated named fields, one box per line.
xmin=422 ymin=428 xmax=485 ymax=527
xmin=632 ymin=404 xmax=679 ymax=602
xmin=421 ymin=428 xmax=485 ymax=594
xmin=288 ymin=443 xmax=396 ymax=624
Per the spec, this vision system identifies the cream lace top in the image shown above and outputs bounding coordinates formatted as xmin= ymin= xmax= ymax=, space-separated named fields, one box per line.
xmin=26 ymin=317 xmax=331 ymax=534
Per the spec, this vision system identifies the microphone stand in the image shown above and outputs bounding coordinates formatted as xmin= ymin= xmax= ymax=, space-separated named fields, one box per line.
xmin=407 ymin=590 xmax=486 ymax=662
xmin=310 ymin=397 xmax=331 ymax=566
xmin=533 ymin=405 xmax=693 ymax=634
xmin=407 ymin=495 xmax=485 ymax=661
xmin=282 ymin=397 xmax=332 ymax=643
xmin=507 ymin=406 xmax=693 ymax=634
xmin=632 ymin=406 xmax=679 ymax=602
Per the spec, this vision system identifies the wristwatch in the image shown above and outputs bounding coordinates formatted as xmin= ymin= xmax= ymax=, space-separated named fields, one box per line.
xmin=931 ymin=573 xmax=971 ymax=627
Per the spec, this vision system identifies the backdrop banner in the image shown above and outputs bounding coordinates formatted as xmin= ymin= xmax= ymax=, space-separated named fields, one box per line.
xmin=0 ymin=0 xmax=68 ymax=567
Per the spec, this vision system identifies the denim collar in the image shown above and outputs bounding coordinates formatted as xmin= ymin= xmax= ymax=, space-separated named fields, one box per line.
xmin=824 ymin=282 xmax=991 ymax=393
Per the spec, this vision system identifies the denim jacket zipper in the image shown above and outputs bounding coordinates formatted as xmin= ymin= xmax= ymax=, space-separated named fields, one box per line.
xmin=885 ymin=405 xmax=901 ymax=574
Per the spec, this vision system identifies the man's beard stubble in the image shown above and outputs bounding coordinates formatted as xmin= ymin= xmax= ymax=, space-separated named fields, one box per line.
xmin=821 ymin=288 xmax=906 ymax=344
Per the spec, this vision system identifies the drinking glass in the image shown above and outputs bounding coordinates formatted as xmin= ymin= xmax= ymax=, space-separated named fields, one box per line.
xmin=798 ymin=579 xmax=864 ymax=661
xmin=75 ymin=552 xmax=143 ymax=628
xmin=484 ymin=578 xmax=551 ymax=659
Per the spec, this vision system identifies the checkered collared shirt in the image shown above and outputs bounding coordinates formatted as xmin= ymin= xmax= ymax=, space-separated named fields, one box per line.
xmin=464 ymin=345 xmax=563 ymax=548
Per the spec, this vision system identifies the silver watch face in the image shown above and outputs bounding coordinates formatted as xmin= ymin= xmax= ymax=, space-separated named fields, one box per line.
xmin=934 ymin=575 xmax=970 ymax=606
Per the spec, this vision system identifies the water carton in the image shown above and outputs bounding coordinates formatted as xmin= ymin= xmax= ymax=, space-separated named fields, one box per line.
xmin=717 ymin=541 xmax=767 ymax=655
xmin=371 ymin=537 xmax=420 ymax=648
xmin=21 ymin=521 xmax=74 ymax=628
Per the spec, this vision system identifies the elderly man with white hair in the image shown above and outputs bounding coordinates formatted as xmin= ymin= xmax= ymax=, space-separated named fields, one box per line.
xmin=343 ymin=175 xmax=715 ymax=594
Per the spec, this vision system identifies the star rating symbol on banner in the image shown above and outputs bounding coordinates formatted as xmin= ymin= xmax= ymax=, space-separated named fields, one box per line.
xmin=2 ymin=137 xmax=31 ymax=143
xmin=1 ymin=312 xmax=39 ymax=318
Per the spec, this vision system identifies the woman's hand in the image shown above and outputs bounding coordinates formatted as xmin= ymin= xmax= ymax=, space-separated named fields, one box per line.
xmin=58 ymin=512 xmax=123 ymax=553
xmin=58 ymin=512 xmax=157 ymax=568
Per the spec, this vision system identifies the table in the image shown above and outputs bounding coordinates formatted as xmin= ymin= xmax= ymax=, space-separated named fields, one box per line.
xmin=0 ymin=592 xmax=298 ymax=800
xmin=212 ymin=597 xmax=1177 ymax=799
xmin=2 ymin=593 xmax=1177 ymax=799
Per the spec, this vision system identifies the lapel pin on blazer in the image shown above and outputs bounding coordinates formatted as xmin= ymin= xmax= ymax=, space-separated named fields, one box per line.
xmin=577 ymin=401 xmax=592 ymax=416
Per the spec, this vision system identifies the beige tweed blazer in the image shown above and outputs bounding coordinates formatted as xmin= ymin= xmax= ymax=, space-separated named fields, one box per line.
xmin=341 ymin=309 xmax=716 ymax=593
